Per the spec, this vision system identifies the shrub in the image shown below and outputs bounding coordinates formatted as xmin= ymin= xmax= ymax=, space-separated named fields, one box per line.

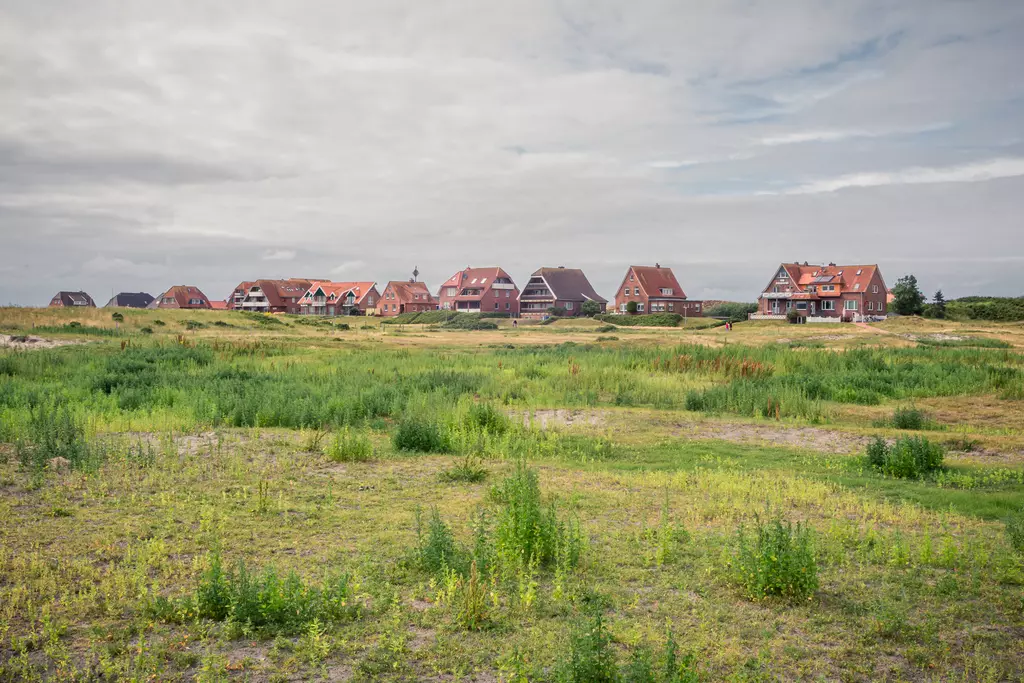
xmin=152 ymin=319 xmax=166 ymax=326
xmin=392 ymin=417 xmax=450 ymax=453
xmin=580 ymin=300 xmax=602 ymax=317
xmin=866 ymin=436 xmax=945 ymax=478
xmin=183 ymin=320 xmax=205 ymax=330
xmin=414 ymin=507 xmax=466 ymax=577
xmin=786 ymin=309 xmax=801 ymax=324
xmin=492 ymin=461 xmax=583 ymax=572
xmin=595 ymin=314 xmax=681 ymax=327
xmin=16 ymin=403 xmax=97 ymax=471
xmin=626 ymin=301 xmax=638 ymax=314
xmin=441 ymin=317 xmax=499 ymax=331
xmin=111 ymin=312 xmax=124 ymax=323
xmin=732 ymin=515 xmax=817 ymax=602
xmin=465 ymin=402 xmax=510 ymax=434
xmin=889 ymin=407 xmax=929 ymax=430
xmin=326 ymin=428 xmax=374 ymax=462
xmin=596 ymin=325 xmax=616 ymax=333
xmin=1005 ymin=509 xmax=1024 ymax=553
xmin=139 ymin=326 xmax=153 ymax=334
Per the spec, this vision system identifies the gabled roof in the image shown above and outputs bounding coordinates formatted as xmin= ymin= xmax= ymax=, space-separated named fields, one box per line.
xmin=50 ymin=291 xmax=96 ymax=307
xmin=629 ymin=266 xmax=687 ymax=299
xmin=439 ymin=267 xmax=517 ymax=298
xmin=209 ymin=300 xmax=229 ymax=310
xmin=155 ymin=285 xmax=212 ymax=308
xmin=246 ymin=279 xmax=313 ymax=308
xmin=532 ymin=267 xmax=607 ymax=303
xmin=104 ymin=292 xmax=154 ymax=308
xmin=385 ymin=280 xmax=437 ymax=304
xmin=774 ymin=263 xmax=884 ymax=293
xmin=302 ymin=281 xmax=377 ymax=305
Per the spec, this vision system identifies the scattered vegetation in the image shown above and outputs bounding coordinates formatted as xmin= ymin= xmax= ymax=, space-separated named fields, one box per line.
xmin=731 ymin=514 xmax=818 ymax=602
xmin=594 ymin=313 xmax=682 ymax=327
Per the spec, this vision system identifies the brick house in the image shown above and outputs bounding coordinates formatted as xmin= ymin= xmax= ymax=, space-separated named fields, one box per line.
xmin=298 ymin=281 xmax=380 ymax=316
xmin=149 ymin=286 xmax=212 ymax=310
xmin=437 ymin=267 xmax=519 ymax=315
xmin=519 ymin=266 xmax=607 ymax=319
xmin=228 ymin=279 xmax=312 ymax=314
xmin=753 ymin=262 xmax=888 ymax=322
xmin=378 ymin=280 xmax=438 ymax=317
xmin=612 ymin=265 xmax=703 ymax=317
xmin=48 ymin=291 xmax=96 ymax=308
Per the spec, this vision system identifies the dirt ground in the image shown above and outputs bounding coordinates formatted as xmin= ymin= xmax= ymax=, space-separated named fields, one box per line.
xmin=0 ymin=334 xmax=81 ymax=349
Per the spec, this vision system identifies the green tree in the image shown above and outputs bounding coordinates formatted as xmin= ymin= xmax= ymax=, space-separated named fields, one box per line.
xmin=580 ymin=300 xmax=602 ymax=317
xmin=932 ymin=290 xmax=946 ymax=319
xmin=626 ymin=301 xmax=638 ymax=314
xmin=891 ymin=275 xmax=926 ymax=315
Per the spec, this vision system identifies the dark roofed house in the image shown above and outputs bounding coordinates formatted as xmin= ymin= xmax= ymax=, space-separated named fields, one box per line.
xmin=104 ymin=292 xmax=154 ymax=309
xmin=48 ymin=291 xmax=96 ymax=308
xmin=613 ymin=264 xmax=703 ymax=317
xmin=519 ymin=266 xmax=607 ymax=318
xmin=150 ymin=285 xmax=212 ymax=310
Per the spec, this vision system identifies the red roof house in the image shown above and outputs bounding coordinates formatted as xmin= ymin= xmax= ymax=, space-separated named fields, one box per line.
xmin=378 ymin=280 xmax=438 ymax=317
xmin=755 ymin=262 xmax=887 ymax=321
xmin=228 ymin=279 xmax=313 ymax=314
xmin=437 ymin=267 xmax=520 ymax=315
xmin=298 ymin=281 xmax=380 ymax=316
xmin=613 ymin=265 xmax=702 ymax=316
xmin=150 ymin=286 xmax=212 ymax=310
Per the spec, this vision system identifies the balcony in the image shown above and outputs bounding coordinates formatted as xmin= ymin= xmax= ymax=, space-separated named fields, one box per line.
xmin=490 ymin=282 xmax=516 ymax=290
xmin=761 ymin=292 xmax=791 ymax=299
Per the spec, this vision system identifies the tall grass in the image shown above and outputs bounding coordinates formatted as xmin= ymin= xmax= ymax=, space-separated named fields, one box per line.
xmin=866 ymin=436 xmax=945 ymax=479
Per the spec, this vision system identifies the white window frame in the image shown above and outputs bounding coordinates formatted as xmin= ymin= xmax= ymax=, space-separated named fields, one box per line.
xmin=566 ymin=301 xmax=574 ymax=310
xmin=844 ymin=300 xmax=857 ymax=310
xmin=821 ymin=300 xmax=835 ymax=311
xmin=634 ymin=287 xmax=640 ymax=296
xmin=637 ymin=303 xmax=645 ymax=312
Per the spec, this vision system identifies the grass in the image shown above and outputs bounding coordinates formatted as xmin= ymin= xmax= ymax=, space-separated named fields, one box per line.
xmin=1 ymin=309 xmax=1024 ymax=680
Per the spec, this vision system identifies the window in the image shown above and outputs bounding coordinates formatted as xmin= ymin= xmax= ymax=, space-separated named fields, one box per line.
xmin=796 ymin=302 xmax=807 ymax=310
xmin=637 ymin=303 xmax=645 ymax=312
xmin=868 ymin=301 xmax=874 ymax=311
xmin=854 ymin=283 xmax=860 ymax=289
xmin=620 ymin=303 xmax=627 ymax=312
xmin=505 ymin=302 xmax=510 ymax=310
xmin=872 ymin=285 xmax=878 ymax=293
xmin=566 ymin=301 xmax=574 ymax=310
xmin=629 ymin=273 xmax=634 ymax=281
xmin=821 ymin=300 xmax=835 ymax=310
xmin=624 ymin=288 xmax=630 ymax=296
xmin=634 ymin=287 xmax=640 ymax=296
xmin=660 ymin=288 xmax=673 ymax=295
xmin=494 ymin=302 xmax=499 ymax=309
xmin=845 ymin=300 xmax=857 ymax=310
xmin=506 ymin=290 xmax=510 ymax=298
xmin=772 ymin=286 xmax=779 ymax=293
xmin=668 ymin=302 xmax=674 ymax=311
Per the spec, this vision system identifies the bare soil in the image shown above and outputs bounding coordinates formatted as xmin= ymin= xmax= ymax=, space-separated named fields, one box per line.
xmin=0 ymin=334 xmax=81 ymax=349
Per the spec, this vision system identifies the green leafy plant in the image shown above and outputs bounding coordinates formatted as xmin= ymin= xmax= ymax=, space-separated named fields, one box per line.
xmin=557 ymin=610 xmax=619 ymax=683
xmin=326 ymin=428 xmax=374 ymax=462
xmin=1006 ymin=509 xmax=1024 ymax=553
xmin=439 ymin=454 xmax=489 ymax=483
xmin=731 ymin=515 xmax=818 ymax=602
xmin=866 ymin=436 xmax=945 ymax=479
xmin=392 ymin=417 xmax=451 ymax=453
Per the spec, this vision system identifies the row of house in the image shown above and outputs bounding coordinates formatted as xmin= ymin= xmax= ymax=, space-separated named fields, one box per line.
xmin=47 ymin=261 xmax=890 ymax=323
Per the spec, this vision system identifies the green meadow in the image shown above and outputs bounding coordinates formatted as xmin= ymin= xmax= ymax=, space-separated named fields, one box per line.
xmin=2 ymin=308 xmax=1023 ymax=681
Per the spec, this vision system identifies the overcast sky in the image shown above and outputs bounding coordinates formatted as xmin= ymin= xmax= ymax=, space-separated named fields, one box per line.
xmin=2 ymin=1 xmax=1023 ymax=306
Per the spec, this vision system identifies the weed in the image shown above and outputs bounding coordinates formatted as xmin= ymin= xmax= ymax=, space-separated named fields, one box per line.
xmin=888 ymin=407 xmax=931 ymax=430
xmin=557 ymin=610 xmax=620 ymax=683
xmin=393 ymin=416 xmax=450 ymax=453
xmin=414 ymin=507 xmax=466 ymax=578
xmin=866 ymin=436 xmax=945 ymax=479
xmin=732 ymin=514 xmax=818 ymax=602
xmin=439 ymin=454 xmax=489 ymax=483
xmin=1006 ymin=509 xmax=1024 ymax=553
xmin=301 ymin=427 xmax=328 ymax=453
xmin=326 ymin=428 xmax=374 ymax=462
xmin=16 ymin=402 xmax=98 ymax=472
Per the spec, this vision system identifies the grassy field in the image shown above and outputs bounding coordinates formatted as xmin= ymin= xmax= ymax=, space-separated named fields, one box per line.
xmin=1 ymin=307 xmax=1023 ymax=682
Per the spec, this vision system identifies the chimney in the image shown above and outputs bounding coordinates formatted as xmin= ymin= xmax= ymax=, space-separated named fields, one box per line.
xmin=828 ymin=262 xmax=836 ymax=267
xmin=655 ymin=262 xmax=661 ymax=268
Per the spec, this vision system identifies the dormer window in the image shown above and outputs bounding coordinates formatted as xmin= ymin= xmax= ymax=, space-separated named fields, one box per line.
xmin=854 ymin=283 xmax=860 ymax=289
xmin=856 ymin=269 xmax=862 ymax=275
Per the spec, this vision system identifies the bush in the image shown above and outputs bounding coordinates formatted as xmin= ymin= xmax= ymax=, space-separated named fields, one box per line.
xmin=889 ymin=407 xmax=930 ymax=430
xmin=183 ymin=320 xmax=205 ymax=330
xmin=441 ymin=317 xmax=499 ymax=331
xmin=732 ymin=515 xmax=817 ymax=602
xmin=594 ymin=314 xmax=682 ymax=327
xmin=111 ymin=312 xmax=124 ymax=323
xmin=152 ymin=319 xmax=166 ymax=326
xmin=326 ymin=428 xmax=374 ymax=462
xmin=580 ymin=300 xmax=602 ymax=317
xmin=392 ymin=417 xmax=450 ymax=453
xmin=596 ymin=325 xmax=616 ymax=333
xmin=154 ymin=550 xmax=359 ymax=635
xmin=465 ymin=402 xmax=510 ymax=434
xmin=786 ymin=309 xmax=801 ymax=324
xmin=866 ymin=436 xmax=945 ymax=479
xmin=140 ymin=326 xmax=153 ymax=334
xmin=16 ymin=403 xmax=98 ymax=471
xmin=703 ymin=302 xmax=757 ymax=322
xmin=491 ymin=461 xmax=583 ymax=572
xmin=414 ymin=507 xmax=466 ymax=577
xmin=1006 ymin=509 xmax=1024 ymax=553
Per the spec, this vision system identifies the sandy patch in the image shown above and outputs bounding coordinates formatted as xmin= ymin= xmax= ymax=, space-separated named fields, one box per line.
xmin=516 ymin=409 xmax=607 ymax=429
xmin=672 ymin=421 xmax=870 ymax=454
xmin=0 ymin=334 xmax=81 ymax=350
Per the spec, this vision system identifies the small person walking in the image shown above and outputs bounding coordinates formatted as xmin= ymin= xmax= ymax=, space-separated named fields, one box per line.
xmin=512 ymin=319 xmax=518 ymax=329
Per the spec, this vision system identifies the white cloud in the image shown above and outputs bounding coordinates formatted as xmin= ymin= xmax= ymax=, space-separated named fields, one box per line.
xmin=774 ymin=157 xmax=1024 ymax=195
xmin=757 ymin=123 xmax=951 ymax=147
xmin=262 ymin=249 xmax=296 ymax=261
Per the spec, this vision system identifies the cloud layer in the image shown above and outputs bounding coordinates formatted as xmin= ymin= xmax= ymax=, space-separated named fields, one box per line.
xmin=1 ymin=0 xmax=1023 ymax=305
